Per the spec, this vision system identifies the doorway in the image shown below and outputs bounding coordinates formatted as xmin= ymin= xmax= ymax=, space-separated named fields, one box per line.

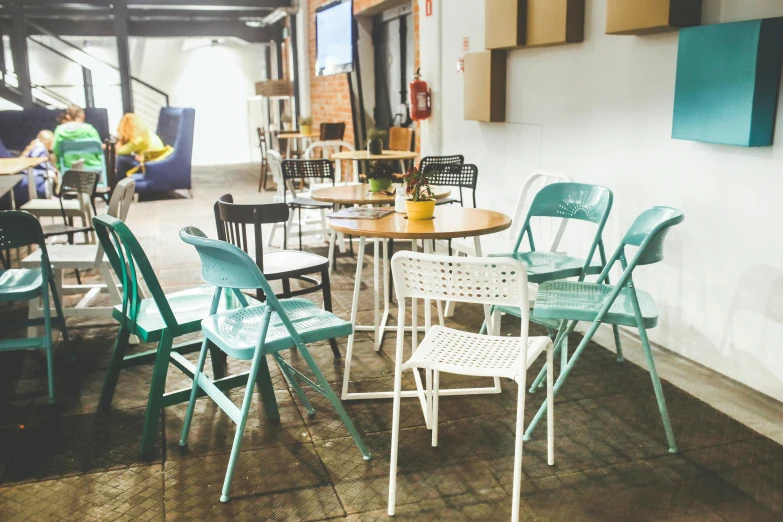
xmin=373 ymin=4 xmax=414 ymax=132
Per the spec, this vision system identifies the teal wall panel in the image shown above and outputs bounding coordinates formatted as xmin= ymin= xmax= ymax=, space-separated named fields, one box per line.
xmin=672 ymin=18 xmax=783 ymax=147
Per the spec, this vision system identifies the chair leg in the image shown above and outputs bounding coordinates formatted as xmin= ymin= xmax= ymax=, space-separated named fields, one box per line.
xmin=98 ymin=324 xmax=132 ymax=412
xmin=321 ymin=267 xmax=341 ymax=358
xmin=529 ymin=321 xmax=569 ymax=393
xmin=612 ymin=324 xmax=624 ymax=362
xmin=256 ymin=354 xmax=281 ymax=422
xmin=208 ymin=340 xmax=227 ymax=380
xmin=387 ymin=332 xmax=406 ymax=516
xmin=298 ymin=207 xmax=303 ymax=251
xmin=140 ymin=331 xmax=173 ymax=457
xmin=273 ymin=354 xmax=315 ymax=415
xmin=431 ymin=370 xmax=440 ymax=447
xmin=546 ymin=342 xmax=555 ymax=466
xmin=42 ymin=276 xmax=55 ymax=404
xmin=511 ymin=375 xmax=527 ymax=522
xmin=179 ymin=338 xmax=211 ymax=446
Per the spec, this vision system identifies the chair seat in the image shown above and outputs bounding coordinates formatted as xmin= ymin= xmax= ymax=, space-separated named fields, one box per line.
xmin=289 ymin=197 xmax=333 ymax=209
xmin=262 ymin=250 xmax=328 ymax=278
xmin=405 ymin=326 xmax=551 ymax=380
xmin=112 ymin=286 xmax=259 ymax=343
xmin=20 ymin=198 xmax=82 ymax=217
xmin=22 ymin=245 xmax=103 ymax=270
xmin=0 ymin=269 xmax=43 ymax=302
xmin=532 ymin=281 xmax=658 ymax=329
xmin=491 ymin=251 xmax=602 ymax=284
xmin=202 ymin=299 xmax=352 ymax=360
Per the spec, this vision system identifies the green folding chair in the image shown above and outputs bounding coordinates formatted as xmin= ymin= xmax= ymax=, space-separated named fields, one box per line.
xmin=482 ymin=183 xmax=623 ymax=387
xmin=178 ymin=226 xmax=370 ymax=502
xmin=93 ymin=214 xmax=261 ymax=457
xmin=523 ymin=207 xmax=685 ymax=453
xmin=0 ymin=211 xmax=69 ymax=403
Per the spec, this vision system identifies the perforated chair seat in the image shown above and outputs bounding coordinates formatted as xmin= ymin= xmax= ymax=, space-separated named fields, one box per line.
xmin=532 ymin=281 xmax=658 ymax=329
xmin=202 ymin=299 xmax=352 ymax=360
xmin=289 ymin=196 xmax=333 ymax=209
xmin=492 ymin=251 xmax=603 ymax=284
xmin=0 ymin=269 xmax=44 ymax=302
xmin=405 ymin=325 xmax=551 ymax=380
xmin=111 ymin=286 xmax=260 ymax=343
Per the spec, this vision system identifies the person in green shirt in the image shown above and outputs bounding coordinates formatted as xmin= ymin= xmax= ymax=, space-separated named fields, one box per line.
xmin=52 ymin=104 xmax=103 ymax=170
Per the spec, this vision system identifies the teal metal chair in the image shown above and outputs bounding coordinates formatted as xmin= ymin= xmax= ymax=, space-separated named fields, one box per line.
xmin=523 ymin=207 xmax=685 ymax=453
xmin=59 ymin=139 xmax=107 ymax=187
xmin=93 ymin=214 xmax=260 ymax=457
xmin=178 ymin=226 xmax=371 ymax=502
xmin=483 ymin=183 xmax=623 ymax=386
xmin=0 ymin=211 xmax=69 ymax=403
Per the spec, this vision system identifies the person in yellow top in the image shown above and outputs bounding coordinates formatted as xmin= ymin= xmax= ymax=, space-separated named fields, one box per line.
xmin=116 ymin=113 xmax=164 ymax=158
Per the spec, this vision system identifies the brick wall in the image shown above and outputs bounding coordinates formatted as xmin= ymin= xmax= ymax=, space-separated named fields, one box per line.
xmin=308 ymin=0 xmax=419 ymax=150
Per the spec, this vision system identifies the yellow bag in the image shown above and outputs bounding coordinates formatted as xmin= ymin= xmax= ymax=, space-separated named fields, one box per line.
xmin=126 ymin=146 xmax=175 ymax=176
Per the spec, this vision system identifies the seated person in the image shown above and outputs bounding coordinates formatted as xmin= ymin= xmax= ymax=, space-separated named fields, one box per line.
xmin=14 ymin=130 xmax=57 ymax=204
xmin=53 ymin=104 xmax=103 ymax=170
xmin=116 ymin=112 xmax=164 ymax=159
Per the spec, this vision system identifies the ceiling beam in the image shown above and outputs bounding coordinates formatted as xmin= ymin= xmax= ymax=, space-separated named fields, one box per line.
xmin=17 ymin=8 xmax=275 ymax=20
xmin=17 ymin=0 xmax=291 ymax=8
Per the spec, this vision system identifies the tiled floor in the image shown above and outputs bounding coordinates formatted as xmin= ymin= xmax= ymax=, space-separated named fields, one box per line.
xmin=0 ymin=165 xmax=780 ymax=521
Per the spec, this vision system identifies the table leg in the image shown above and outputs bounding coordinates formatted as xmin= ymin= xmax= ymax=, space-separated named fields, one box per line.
xmin=341 ymin=236 xmax=366 ymax=400
xmin=373 ymin=238 xmax=380 ymax=351
xmin=328 ymin=228 xmax=337 ymax=276
xmin=27 ymin=167 xmax=36 ymax=201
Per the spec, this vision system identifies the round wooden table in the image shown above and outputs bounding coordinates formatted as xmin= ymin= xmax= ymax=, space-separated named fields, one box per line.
xmin=331 ymin=150 xmax=418 ymax=176
xmin=332 ymin=206 xmax=512 ymax=405
xmin=311 ymin=184 xmax=450 ymax=206
xmin=277 ymin=131 xmax=320 ymax=157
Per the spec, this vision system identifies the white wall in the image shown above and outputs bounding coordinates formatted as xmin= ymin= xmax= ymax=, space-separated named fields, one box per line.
xmin=423 ymin=0 xmax=783 ymax=401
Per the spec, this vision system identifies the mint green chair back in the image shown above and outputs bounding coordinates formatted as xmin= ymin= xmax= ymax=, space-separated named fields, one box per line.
xmin=178 ymin=226 xmax=370 ymax=503
xmin=60 ymin=138 xmax=107 ymax=186
xmin=0 ymin=210 xmax=69 ymax=403
xmin=524 ymin=206 xmax=685 ymax=454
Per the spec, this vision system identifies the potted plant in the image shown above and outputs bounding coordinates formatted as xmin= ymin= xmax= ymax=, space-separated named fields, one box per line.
xmin=280 ymin=112 xmax=293 ymax=131
xmin=366 ymin=128 xmax=387 ymax=155
xmin=403 ymin=166 xmax=435 ymax=220
xmin=298 ymin=115 xmax=313 ymax=135
xmin=365 ymin=161 xmax=394 ymax=193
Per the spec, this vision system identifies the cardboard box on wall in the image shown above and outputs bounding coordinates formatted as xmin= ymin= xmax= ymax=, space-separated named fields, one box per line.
xmin=606 ymin=0 xmax=702 ymax=35
xmin=464 ymin=51 xmax=507 ymax=123
xmin=255 ymin=80 xmax=293 ymax=97
xmin=485 ymin=0 xmax=526 ymax=50
xmin=527 ymin=0 xmax=584 ymax=47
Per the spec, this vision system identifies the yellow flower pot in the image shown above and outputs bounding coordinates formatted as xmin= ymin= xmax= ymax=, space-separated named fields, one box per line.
xmin=406 ymin=199 xmax=436 ymax=220
xmin=300 ymin=125 xmax=312 ymax=135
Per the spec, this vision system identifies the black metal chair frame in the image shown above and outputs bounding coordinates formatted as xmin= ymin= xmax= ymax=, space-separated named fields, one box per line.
xmin=214 ymin=194 xmax=340 ymax=357
xmin=280 ymin=159 xmax=335 ymax=251
xmin=257 ymin=128 xmax=270 ymax=192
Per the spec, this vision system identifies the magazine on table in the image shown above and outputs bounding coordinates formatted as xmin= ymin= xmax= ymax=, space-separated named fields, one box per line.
xmin=328 ymin=207 xmax=395 ymax=220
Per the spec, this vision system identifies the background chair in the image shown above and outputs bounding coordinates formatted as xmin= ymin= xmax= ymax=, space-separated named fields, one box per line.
xmin=388 ymin=127 xmax=415 ymax=172
xmin=523 ymin=207 xmax=685 ymax=455
xmin=281 ymin=159 xmax=334 ymax=250
xmin=422 ymin=163 xmax=479 ymax=207
xmin=319 ymin=122 xmax=346 ymax=142
xmin=304 ymin=140 xmax=358 ymax=185
xmin=22 ymin=178 xmax=135 ymax=320
xmin=213 ymin=195 xmax=340 ymax=357
xmin=256 ymin=127 xmax=270 ymax=192
xmin=58 ymin=139 xmax=107 ymax=186
xmin=93 ymin=214 xmax=257 ymax=456
xmin=124 ymin=107 xmax=195 ymax=194
xmin=418 ymin=154 xmax=464 ymax=174
xmin=387 ymin=252 xmax=554 ymax=522
xmin=0 ymin=211 xmax=69 ymax=403
xmin=178 ymin=226 xmax=370 ymax=502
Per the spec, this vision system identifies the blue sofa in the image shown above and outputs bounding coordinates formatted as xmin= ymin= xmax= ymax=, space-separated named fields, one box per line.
xmin=120 ymin=107 xmax=195 ymax=194
xmin=0 ymin=108 xmax=110 ymax=151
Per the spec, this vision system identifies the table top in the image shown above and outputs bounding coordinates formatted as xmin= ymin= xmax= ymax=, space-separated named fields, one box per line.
xmin=328 ymin=206 xmax=512 ymax=240
xmin=0 ymin=174 xmax=23 ymax=195
xmin=332 ymin=150 xmax=418 ymax=161
xmin=278 ymin=132 xmax=320 ymax=139
xmin=312 ymin=184 xmax=451 ymax=205
xmin=0 ymin=157 xmax=45 ymax=176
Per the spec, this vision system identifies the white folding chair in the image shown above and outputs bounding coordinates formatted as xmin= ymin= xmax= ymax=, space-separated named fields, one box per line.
xmin=303 ymin=140 xmax=360 ymax=186
xmin=23 ymin=178 xmax=136 ymax=321
xmin=387 ymin=252 xmax=555 ymax=522
xmin=446 ymin=170 xmax=572 ymax=317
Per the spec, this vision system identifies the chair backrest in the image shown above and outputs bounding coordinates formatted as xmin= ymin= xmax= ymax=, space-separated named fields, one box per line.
xmin=59 ymin=139 xmax=107 ymax=185
xmin=256 ymin=127 xmax=268 ymax=155
xmin=0 ymin=210 xmax=47 ymax=252
xmin=303 ymin=141 xmax=355 ymax=183
xmin=60 ymin=169 xmax=97 ymax=221
xmin=421 ymin=163 xmax=479 ymax=206
xmin=107 ymin=177 xmax=136 ymax=222
xmin=388 ymin=127 xmax=415 ymax=152
xmin=272 ymin=130 xmax=288 ymax=154
xmin=391 ymin=251 xmax=531 ymax=337
xmin=266 ymin=149 xmax=288 ymax=201
xmin=214 ymin=194 xmax=289 ymax=271
xmin=514 ymin=183 xmax=613 ymax=269
xmin=319 ymin=122 xmax=346 ymax=141
xmin=281 ymin=159 xmax=334 ymax=183
xmin=93 ymin=214 xmax=176 ymax=330
xmin=419 ymin=155 xmax=464 ymax=171
xmin=507 ymin=170 xmax=572 ymax=245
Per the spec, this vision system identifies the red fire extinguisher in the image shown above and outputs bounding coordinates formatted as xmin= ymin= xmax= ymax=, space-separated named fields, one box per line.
xmin=410 ymin=68 xmax=431 ymax=121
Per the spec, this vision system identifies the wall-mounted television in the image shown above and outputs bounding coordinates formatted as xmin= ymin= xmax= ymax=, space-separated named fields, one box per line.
xmin=315 ymin=0 xmax=354 ymax=76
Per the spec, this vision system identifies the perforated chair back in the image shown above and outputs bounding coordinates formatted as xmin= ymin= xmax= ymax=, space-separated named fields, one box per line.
xmin=319 ymin=122 xmax=346 ymax=141
xmin=508 ymin=170 xmax=572 ymax=248
xmin=213 ymin=193 xmax=289 ymax=271
xmin=0 ymin=210 xmax=48 ymax=252
xmin=281 ymin=159 xmax=334 ymax=203
xmin=94 ymin=214 xmax=176 ymax=330
xmin=419 ymin=155 xmax=464 ymax=171
xmin=421 ymin=163 xmax=478 ymax=207
xmin=303 ymin=141 xmax=355 ymax=183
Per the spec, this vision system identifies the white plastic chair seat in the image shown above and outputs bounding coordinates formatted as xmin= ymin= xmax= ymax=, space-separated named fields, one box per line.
xmin=405 ymin=325 xmax=551 ymax=380
xmin=22 ymin=244 xmax=105 ymax=270
xmin=20 ymin=198 xmax=82 ymax=217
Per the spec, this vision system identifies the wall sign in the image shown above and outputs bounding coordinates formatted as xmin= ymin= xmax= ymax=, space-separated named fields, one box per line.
xmin=463 ymin=37 xmax=470 ymax=51
xmin=426 ymin=0 xmax=433 ymax=17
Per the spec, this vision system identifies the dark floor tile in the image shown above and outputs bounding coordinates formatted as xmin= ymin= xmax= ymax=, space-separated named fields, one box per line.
xmin=163 ymin=444 xmax=344 ymax=521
